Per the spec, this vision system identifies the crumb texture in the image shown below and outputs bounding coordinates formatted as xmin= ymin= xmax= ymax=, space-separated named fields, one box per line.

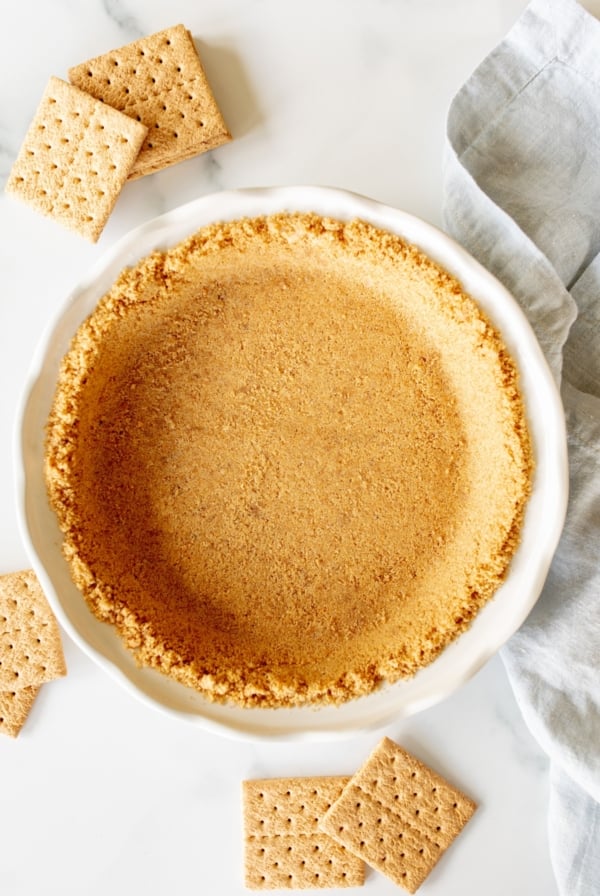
xmin=45 ymin=213 xmax=532 ymax=707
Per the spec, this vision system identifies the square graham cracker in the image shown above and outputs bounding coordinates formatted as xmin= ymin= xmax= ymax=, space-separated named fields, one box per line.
xmin=0 ymin=686 xmax=40 ymax=738
xmin=69 ymin=24 xmax=231 ymax=180
xmin=0 ymin=570 xmax=66 ymax=690
xmin=320 ymin=738 xmax=477 ymax=893
xmin=243 ymin=776 xmax=365 ymax=890
xmin=5 ymin=77 xmax=147 ymax=241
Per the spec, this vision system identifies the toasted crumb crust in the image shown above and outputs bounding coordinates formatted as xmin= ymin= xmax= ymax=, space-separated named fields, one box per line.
xmin=45 ymin=213 xmax=532 ymax=707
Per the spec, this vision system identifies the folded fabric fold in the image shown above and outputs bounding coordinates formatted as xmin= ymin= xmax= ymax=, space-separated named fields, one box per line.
xmin=443 ymin=1 xmax=600 ymax=893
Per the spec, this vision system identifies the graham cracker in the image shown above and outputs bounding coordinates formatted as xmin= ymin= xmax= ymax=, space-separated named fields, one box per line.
xmin=0 ymin=570 xmax=66 ymax=689
xmin=68 ymin=24 xmax=231 ymax=180
xmin=243 ymin=776 xmax=365 ymax=890
xmin=5 ymin=76 xmax=147 ymax=241
xmin=320 ymin=738 xmax=476 ymax=893
xmin=0 ymin=686 xmax=40 ymax=738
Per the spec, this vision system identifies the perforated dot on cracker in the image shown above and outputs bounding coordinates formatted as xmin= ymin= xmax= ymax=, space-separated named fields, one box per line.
xmin=243 ymin=776 xmax=365 ymax=890
xmin=5 ymin=76 xmax=147 ymax=241
xmin=320 ymin=737 xmax=476 ymax=893
xmin=69 ymin=24 xmax=231 ymax=180
xmin=0 ymin=569 xmax=66 ymax=691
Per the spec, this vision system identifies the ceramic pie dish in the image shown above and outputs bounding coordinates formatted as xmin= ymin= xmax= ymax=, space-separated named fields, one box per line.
xmin=15 ymin=186 xmax=568 ymax=740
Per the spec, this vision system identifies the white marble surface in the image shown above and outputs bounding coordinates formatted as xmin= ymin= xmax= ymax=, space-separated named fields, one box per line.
xmin=2 ymin=1 xmax=594 ymax=893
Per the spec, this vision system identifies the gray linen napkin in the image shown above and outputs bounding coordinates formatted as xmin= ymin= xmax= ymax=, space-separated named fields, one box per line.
xmin=443 ymin=0 xmax=600 ymax=892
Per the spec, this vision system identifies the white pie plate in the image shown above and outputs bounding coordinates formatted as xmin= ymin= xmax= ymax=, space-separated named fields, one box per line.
xmin=15 ymin=185 xmax=568 ymax=741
